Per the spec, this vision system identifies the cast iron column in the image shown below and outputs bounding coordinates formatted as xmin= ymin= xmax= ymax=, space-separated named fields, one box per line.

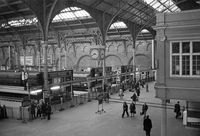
xmin=8 ymin=46 xmax=11 ymax=69
xmin=23 ymin=46 xmax=26 ymax=71
xmin=59 ymin=47 xmax=61 ymax=70
xmin=152 ymin=40 xmax=155 ymax=69
xmin=38 ymin=48 xmax=41 ymax=72
xmin=42 ymin=41 xmax=49 ymax=100
xmin=132 ymin=42 xmax=136 ymax=82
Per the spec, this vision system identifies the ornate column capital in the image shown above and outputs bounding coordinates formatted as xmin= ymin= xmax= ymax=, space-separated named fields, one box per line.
xmin=155 ymin=26 xmax=167 ymax=42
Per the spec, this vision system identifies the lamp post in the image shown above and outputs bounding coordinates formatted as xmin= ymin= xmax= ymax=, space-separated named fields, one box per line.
xmin=26 ymin=81 xmax=30 ymax=100
xmin=23 ymin=71 xmax=30 ymax=100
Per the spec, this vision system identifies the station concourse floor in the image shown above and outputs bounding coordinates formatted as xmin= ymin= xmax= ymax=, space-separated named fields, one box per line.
xmin=0 ymin=82 xmax=200 ymax=136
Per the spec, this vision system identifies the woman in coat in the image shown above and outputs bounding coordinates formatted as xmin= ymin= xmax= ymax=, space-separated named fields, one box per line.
xmin=130 ymin=101 xmax=136 ymax=117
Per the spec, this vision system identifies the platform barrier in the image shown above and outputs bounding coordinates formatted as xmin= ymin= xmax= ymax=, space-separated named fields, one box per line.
xmin=93 ymin=91 xmax=97 ymax=99
xmin=50 ymin=88 xmax=120 ymax=113
xmin=87 ymin=93 xmax=91 ymax=101
xmin=84 ymin=94 xmax=88 ymax=103
xmin=110 ymin=84 xmax=120 ymax=94
xmin=21 ymin=106 xmax=31 ymax=122
xmin=3 ymin=106 xmax=20 ymax=119
xmin=78 ymin=95 xmax=83 ymax=105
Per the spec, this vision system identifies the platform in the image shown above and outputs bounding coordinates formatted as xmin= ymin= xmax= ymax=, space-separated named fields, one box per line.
xmin=0 ymin=82 xmax=199 ymax=136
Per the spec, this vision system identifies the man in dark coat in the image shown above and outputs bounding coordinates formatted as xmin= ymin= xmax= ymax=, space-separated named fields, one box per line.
xmin=122 ymin=101 xmax=129 ymax=118
xmin=174 ymin=101 xmax=181 ymax=119
xmin=46 ymin=103 xmax=52 ymax=120
xmin=41 ymin=101 xmax=47 ymax=119
xmin=141 ymin=102 xmax=148 ymax=116
xmin=30 ymin=103 xmax=36 ymax=120
xmin=129 ymin=101 xmax=136 ymax=117
xmin=143 ymin=115 xmax=152 ymax=136
xmin=136 ymin=87 xmax=140 ymax=97
xmin=0 ymin=105 xmax=3 ymax=119
xmin=3 ymin=105 xmax=7 ymax=118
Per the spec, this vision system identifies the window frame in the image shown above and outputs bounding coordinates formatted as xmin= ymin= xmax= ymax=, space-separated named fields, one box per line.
xmin=170 ymin=40 xmax=200 ymax=78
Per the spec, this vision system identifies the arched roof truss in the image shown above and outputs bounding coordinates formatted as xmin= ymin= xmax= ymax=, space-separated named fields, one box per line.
xmin=0 ymin=0 xmax=195 ymax=47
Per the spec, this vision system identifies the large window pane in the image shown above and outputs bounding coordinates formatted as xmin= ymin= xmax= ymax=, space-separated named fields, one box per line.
xmin=172 ymin=42 xmax=180 ymax=53
xmin=193 ymin=42 xmax=200 ymax=53
xmin=182 ymin=42 xmax=190 ymax=53
xmin=172 ymin=55 xmax=180 ymax=75
xmin=171 ymin=41 xmax=200 ymax=77
xmin=192 ymin=55 xmax=200 ymax=75
xmin=182 ymin=55 xmax=190 ymax=75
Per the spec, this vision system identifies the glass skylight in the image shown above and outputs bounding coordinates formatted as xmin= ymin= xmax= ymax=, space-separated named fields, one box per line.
xmin=8 ymin=18 xmax=38 ymax=26
xmin=110 ymin=21 xmax=127 ymax=29
xmin=0 ymin=17 xmax=38 ymax=28
xmin=143 ymin=0 xmax=180 ymax=12
xmin=0 ymin=7 xmax=91 ymax=28
xmin=53 ymin=7 xmax=91 ymax=22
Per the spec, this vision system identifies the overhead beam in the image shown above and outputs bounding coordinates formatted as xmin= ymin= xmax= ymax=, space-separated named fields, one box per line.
xmin=90 ymin=0 xmax=104 ymax=8
xmin=0 ymin=8 xmax=30 ymax=16
xmin=0 ymin=0 xmax=23 ymax=8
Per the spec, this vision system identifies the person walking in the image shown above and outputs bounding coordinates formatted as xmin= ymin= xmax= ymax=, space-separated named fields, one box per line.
xmin=122 ymin=101 xmax=129 ymax=118
xmin=143 ymin=115 xmax=152 ymax=136
xmin=131 ymin=92 xmax=137 ymax=103
xmin=174 ymin=101 xmax=181 ymax=119
xmin=140 ymin=102 xmax=148 ymax=117
xmin=136 ymin=87 xmax=140 ymax=97
xmin=46 ymin=103 xmax=52 ymax=120
xmin=36 ymin=103 xmax=41 ymax=118
xmin=30 ymin=102 xmax=36 ymax=120
xmin=0 ymin=105 xmax=7 ymax=119
xmin=130 ymin=101 xmax=136 ymax=117
xmin=41 ymin=101 xmax=47 ymax=119
xmin=119 ymin=88 xmax=124 ymax=99
xmin=146 ymin=83 xmax=149 ymax=92
xmin=140 ymin=80 xmax=144 ymax=88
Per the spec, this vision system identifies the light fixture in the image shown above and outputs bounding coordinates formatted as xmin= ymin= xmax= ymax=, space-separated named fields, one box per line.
xmin=51 ymin=86 xmax=60 ymax=90
xmin=30 ymin=89 xmax=42 ymax=94
xmin=196 ymin=0 xmax=200 ymax=4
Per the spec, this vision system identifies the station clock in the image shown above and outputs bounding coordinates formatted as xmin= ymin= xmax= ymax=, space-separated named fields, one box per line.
xmin=90 ymin=48 xmax=99 ymax=59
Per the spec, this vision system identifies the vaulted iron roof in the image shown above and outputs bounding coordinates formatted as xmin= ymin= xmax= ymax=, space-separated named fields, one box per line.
xmin=0 ymin=0 xmax=198 ymax=45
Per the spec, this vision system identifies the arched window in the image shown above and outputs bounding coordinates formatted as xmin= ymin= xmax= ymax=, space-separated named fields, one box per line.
xmin=53 ymin=7 xmax=91 ymax=22
xmin=110 ymin=21 xmax=127 ymax=29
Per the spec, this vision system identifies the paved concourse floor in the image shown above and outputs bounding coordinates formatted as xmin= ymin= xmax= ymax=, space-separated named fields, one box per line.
xmin=0 ymin=82 xmax=200 ymax=136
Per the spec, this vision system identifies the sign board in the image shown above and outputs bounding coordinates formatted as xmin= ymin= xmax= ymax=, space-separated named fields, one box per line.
xmin=73 ymin=73 xmax=90 ymax=78
xmin=48 ymin=70 xmax=73 ymax=79
xmin=20 ymin=56 xmax=33 ymax=66
xmin=116 ymin=76 xmax=120 ymax=82
xmin=93 ymin=67 xmax=112 ymax=77
xmin=40 ymin=55 xmax=52 ymax=65
xmin=21 ymin=71 xmax=29 ymax=81
xmin=43 ymin=91 xmax=50 ymax=99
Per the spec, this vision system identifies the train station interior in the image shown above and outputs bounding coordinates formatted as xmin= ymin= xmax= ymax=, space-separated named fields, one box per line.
xmin=0 ymin=0 xmax=200 ymax=136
